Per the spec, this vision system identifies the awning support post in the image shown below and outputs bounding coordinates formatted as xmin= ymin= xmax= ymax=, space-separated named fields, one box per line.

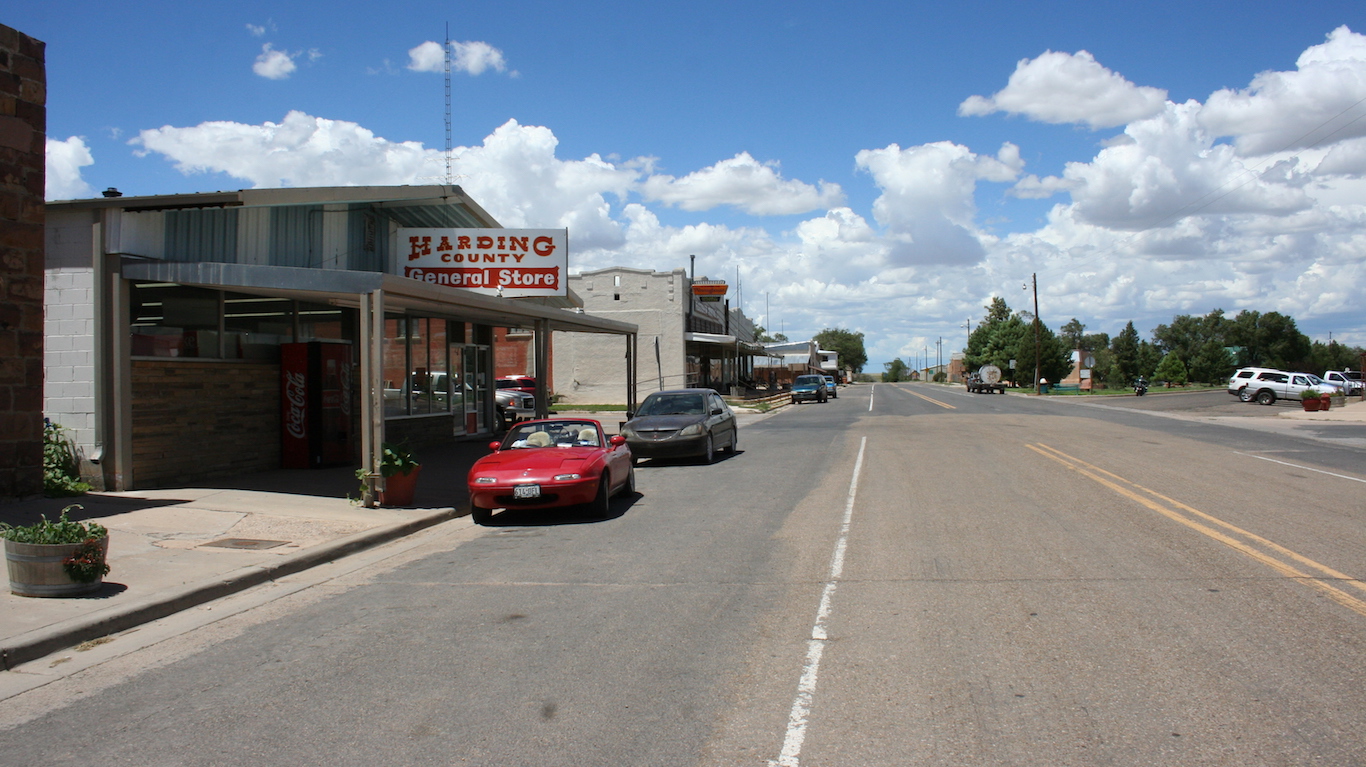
xmin=534 ymin=318 xmax=551 ymax=419
xmin=359 ymin=289 xmax=385 ymax=507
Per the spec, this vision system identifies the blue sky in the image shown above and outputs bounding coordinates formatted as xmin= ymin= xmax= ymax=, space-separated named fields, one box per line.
xmin=18 ymin=1 xmax=1366 ymax=369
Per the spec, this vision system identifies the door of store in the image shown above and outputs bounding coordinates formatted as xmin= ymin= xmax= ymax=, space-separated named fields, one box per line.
xmin=463 ymin=344 xmax=491 ymax=434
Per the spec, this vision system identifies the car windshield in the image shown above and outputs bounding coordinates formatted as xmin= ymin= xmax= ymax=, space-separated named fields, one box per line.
xmin=637 ymin=393 xmax=706 ymax=416
xmin=796 ymin=376 xmax=822 ymax=385
xmin=1306 ymin=374 xmax=1326 ymax=385
xmin=502 ymin=420 xmax=601 ymax=449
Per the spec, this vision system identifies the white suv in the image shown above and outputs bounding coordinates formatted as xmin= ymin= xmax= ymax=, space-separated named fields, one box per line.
xmin=1227 ymin=367 xmax=1279 ymax=400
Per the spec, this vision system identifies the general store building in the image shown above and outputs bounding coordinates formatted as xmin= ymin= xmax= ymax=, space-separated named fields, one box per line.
xmin=44 ymin=186 xmax=636 ymax=496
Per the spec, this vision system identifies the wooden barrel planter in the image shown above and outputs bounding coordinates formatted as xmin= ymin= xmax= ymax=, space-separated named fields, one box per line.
xmin=5 ymin=537 xmax=109 ymax=597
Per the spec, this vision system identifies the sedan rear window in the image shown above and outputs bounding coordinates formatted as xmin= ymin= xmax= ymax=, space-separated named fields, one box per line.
xmin=637 ymin=393 xmax=706 ymax=416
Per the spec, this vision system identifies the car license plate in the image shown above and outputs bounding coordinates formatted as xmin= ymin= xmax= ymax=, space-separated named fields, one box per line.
xmin=513 ymin=484 xmax=541 ymax=499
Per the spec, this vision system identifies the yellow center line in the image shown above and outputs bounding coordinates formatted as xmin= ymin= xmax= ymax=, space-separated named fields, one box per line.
xmin=1027 ymin=443 xmax=1366 ymax=618
xmin=904 ymin=388 xmax=956 ymax=409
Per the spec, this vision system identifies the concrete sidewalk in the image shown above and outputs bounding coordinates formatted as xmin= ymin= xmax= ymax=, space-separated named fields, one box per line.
xmin=1276 ymin=396 xmax=1366 ymax=422
xmin=0 ymin=439 xmax=490 ymax=670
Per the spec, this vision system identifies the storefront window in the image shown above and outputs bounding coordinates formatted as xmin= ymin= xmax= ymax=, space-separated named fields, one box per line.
xmin=131 ymin=283 xmax=222 ymax=358
xmin=382 ymin=317 xmax=413 ymax=418
xmin=297 ymin=301 xmax=348 ymax=343
xmin=223 ymin=292 xmax=292 ymax=361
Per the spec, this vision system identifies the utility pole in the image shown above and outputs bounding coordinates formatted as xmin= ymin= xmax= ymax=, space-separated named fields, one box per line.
xmin=1032 ymin=273 xmax=1041 ymax=394
xmin=687 ymin=254 xmax=695 ymax=334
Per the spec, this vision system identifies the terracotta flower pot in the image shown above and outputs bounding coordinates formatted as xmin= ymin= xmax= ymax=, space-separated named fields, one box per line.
xmin=378 ymin=465 xmax=421 ymax=506
xmin=1320 ymin=395 xmax=1332 ymax=411
xmin=5 ymin=537 xmax=109 ymax=597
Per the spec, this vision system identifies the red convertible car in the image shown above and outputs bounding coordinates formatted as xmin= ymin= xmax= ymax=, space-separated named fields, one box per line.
xmin=467 ymin=418 xmax=634 ymax=524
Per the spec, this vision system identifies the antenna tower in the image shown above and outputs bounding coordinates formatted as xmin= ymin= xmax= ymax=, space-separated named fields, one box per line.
xmin=443 ymin=22 xmax=453 ymax=185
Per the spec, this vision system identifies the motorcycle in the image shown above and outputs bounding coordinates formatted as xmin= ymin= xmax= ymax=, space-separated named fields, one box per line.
xmin=1134 ymin=378 xmax=1148 ymax=396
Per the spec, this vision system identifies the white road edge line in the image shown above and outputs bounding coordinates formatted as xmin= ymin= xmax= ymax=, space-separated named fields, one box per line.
xmin=868 ymin=384 xmax=875 ymax=412
xmin=1235 ymin=452 xmax=1366 ymax=484
xmin=774 ymin=436 xmax=867 ymax=767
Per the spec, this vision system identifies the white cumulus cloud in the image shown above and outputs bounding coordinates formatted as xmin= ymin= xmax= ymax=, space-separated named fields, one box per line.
xmin=1058 ymin=102 xmax=1313 ymax=230
xmin=1200 ymin=26 xmax=1366 ymax=156
xmin=854 ymin=141 xmax=1022 ymax=265
xmin=408 ymin=40 xmax=513 ymax=76
xmin=132 ymin=111 xmax=436 ymax=186
xmin=46 ymin=136 xmax=95 ymax=200
xmin=640 ymin=152 xmax=844 ymax=215
xmin=960 ymin=50 xmax=1168 ymax=129
xmin=253 ymin=43 xmax=298 ymax=80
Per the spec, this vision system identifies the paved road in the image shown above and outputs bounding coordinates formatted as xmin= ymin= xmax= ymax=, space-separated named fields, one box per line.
xmin=4 ymin=384 xmax=1366 ymax=765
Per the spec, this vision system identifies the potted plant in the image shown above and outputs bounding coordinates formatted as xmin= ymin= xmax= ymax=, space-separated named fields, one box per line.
xmin=1321 ymin=390 xmax=1333 ymax=411
xmin=2 ymin=505 xmax=110 ymax=597
xmin=1301 ymin=389 xmax=1322 ymax=411
xmin=355 ymin=443 xmax=421 ymax=506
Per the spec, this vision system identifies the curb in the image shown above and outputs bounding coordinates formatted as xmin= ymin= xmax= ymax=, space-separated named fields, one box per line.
xmin=0 ymin=507 xmax=461 ymax=670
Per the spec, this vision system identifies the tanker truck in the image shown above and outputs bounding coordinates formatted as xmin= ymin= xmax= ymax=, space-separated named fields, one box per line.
xmin=965 ymin=364 xmax=1007 ymax=394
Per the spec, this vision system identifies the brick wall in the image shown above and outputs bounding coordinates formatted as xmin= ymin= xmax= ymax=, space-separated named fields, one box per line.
xmin=0 ymin=25 xmax=45 ymax=500
xmin=131 ymin=360 xmax=281 ymax=488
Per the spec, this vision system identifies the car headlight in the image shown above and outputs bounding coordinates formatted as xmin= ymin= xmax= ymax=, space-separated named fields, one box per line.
xmin=680 ymin=423 xmax=705 ymax=437
xmin=620 ymin=425 xmax=636 ymax=438
xmin=553 ymin=473 xmax=581 ymax=481
xmin=474 ymin=477 xmax=496 ymax=484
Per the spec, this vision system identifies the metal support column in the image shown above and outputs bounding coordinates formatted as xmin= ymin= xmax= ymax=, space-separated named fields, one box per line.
xmin=534 ymin=318 xmax=551 ymax=419
xmin=359 ymin=290 xmax=385 ymax=507
xmin=626 ymin=333 xmax=638 ymax=415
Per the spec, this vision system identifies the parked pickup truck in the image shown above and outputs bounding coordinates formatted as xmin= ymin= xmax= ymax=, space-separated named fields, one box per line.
xmin=965 ymin=365 xmax=1007 ymax=394
xmin=1323 ymin=370 xmax=1363 ymax=396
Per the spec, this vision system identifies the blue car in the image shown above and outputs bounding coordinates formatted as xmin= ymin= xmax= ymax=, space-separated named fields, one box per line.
xmin=791 ymin=374 xmax=828 ymax=404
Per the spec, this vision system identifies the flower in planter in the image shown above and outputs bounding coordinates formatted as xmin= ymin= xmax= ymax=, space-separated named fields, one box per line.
xmin=62 ymin=538 xmax=111 ymax=583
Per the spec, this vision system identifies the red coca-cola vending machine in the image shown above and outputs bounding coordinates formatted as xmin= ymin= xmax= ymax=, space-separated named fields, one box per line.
xmin=281 ymin=342 xmax=353 ymax=469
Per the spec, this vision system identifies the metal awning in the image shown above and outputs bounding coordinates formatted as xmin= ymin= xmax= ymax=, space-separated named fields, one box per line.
xmin=122 ymin=260 xmax=637 ymax=336
xmin=683 ymin=331 xmax=765 ymax=355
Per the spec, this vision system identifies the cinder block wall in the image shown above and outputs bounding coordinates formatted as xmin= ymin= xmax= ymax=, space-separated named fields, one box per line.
xmin=131 ymin=360 xmax=280 ymax=487
xmin=0 ymin=25 xmax=45 ymax=500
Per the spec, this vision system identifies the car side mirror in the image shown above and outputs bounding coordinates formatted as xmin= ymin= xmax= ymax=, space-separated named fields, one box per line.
xmin=610 ymin=435 xmax=627 ymax=446
xmin=711 ymin=407 xmax=723 ymax=415
xmin=625 ymin=411 xmax=634 ymax=419
xmin=488 ymin=441 xmax=502 ymax=452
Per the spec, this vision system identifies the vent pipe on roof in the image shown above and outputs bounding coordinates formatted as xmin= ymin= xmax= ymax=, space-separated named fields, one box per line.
xmin=102 ymin=187 xmax=123 ymax=198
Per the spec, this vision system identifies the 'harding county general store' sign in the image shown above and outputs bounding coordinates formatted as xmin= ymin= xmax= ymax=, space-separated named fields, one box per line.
xmin=399 ymin=228 xmax=567 ymax=297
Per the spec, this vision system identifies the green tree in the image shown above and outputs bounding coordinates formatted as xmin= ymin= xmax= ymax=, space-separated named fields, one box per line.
xmin=883 ymin=358 xmax=909 ymax=382
xmin=814 ymin=328 xmax=868 ymax=374
xmin=1308 ymin=340 xmax=1365 ymax=374
xmin=1152 ymin=309 xmax=1234 ymax=383
xmin=754 ymin=325 xmax=788 ymax=343
xmin=1226 ymin=310 xmax=1311 ymax=370
xmin=1109 ymin=321 xmax=1142 ymax=385
xmin=1138 ymin=339 xmax=1161 ymax=380
xmin=1153 ymin=353 xmax=1188 ymax=385
xmin=963 ymin=298 xmax=1070 ymax=387
xmin=1060 ymin=318 xmax=1086 ymax=350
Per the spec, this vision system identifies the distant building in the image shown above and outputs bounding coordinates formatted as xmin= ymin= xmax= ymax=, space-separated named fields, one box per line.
xmin=552 ymin=266 xmax=763 ymax=404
